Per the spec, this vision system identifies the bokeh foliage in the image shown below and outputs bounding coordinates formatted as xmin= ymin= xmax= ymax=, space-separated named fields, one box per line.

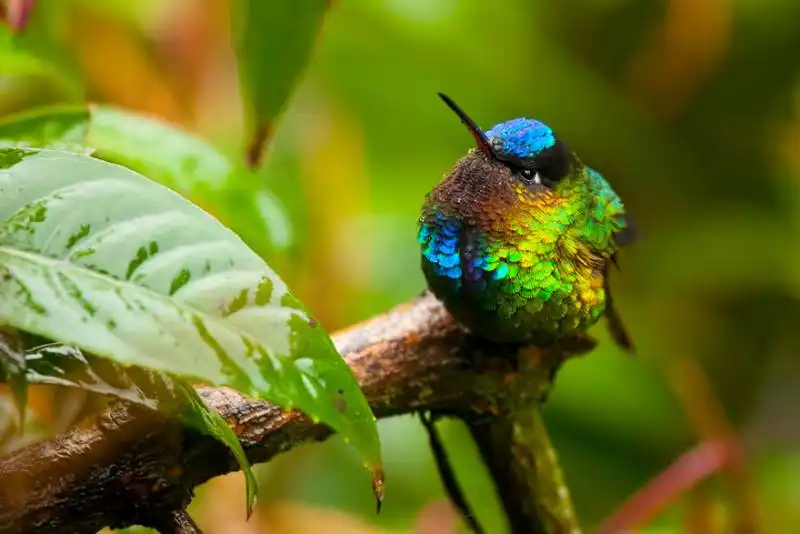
xmin=1 ymin=0 xmax=798 ymax=532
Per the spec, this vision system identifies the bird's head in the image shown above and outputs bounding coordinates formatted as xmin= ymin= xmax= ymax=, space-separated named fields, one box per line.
xmin=424 ymin=94 xmax=592 ymax=238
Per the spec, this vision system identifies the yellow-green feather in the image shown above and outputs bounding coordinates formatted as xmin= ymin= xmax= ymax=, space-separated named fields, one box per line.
xmin=419 ymin=164 xmax=627 ymax=344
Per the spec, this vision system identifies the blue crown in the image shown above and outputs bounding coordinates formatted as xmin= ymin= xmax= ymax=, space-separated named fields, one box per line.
xmin=486 ymin=118 xmax=555 ymax=160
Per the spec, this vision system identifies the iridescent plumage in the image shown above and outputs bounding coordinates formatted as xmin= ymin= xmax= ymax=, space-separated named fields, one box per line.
xmin=419 ymin=94 xmax=635 ymax=347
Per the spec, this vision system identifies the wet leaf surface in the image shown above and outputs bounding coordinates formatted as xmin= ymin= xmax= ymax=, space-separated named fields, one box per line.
xmin=0 ymin=147 xmax=382 ymax=509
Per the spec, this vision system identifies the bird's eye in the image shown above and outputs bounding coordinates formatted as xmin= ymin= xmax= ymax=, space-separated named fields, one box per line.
xmin=518 ymin=168 xmax=542 ymax=185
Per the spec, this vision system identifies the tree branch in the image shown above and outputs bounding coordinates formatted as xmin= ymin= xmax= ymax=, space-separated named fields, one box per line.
xmin=0 ymin=293 xmax=587 ymax=534
xmin=467 ymin=346 xmax=584 ymax=534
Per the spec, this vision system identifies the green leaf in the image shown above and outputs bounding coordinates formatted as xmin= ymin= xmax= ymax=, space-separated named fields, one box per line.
xmin=230 ymin=0 xmax=329 ymax=167
xmin=17 ymin=342 xmax=258 ymax=512
xmin=87 ymin=105 xmax=233 ymax=195
xmin=0 ymin=23 xmax=55 ymax=78
xmin=0 ymin=105 xmax=90 ymax=150
xmin=0 ymin=105 xmax=227 ymax=190
xmin=0 ymin=105 xmax=294 ymax=255
xmin=87 ymin=106 xmax=294 ymax=253
xmin=0 ymin=148 xmax=382 ymax=496
xmin=0 ymin=18 xmax=84 ymax=106
xmin=0 ymin=327 xmax=27 ymax=426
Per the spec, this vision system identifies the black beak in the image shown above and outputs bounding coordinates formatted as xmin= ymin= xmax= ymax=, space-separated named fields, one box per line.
xmin=437 ymin=93 xmax=495 ymax=157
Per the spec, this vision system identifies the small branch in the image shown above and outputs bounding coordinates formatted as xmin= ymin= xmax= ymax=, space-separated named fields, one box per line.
xmin=467 ymin=346 xmax=582 ymax=534
xmin=421 ymin=412 xmax=485 ymax=534
xmin=0 ymin=294 xmax=591 ymax=533
xmin=598 ymin=440 xmax=740 ymax=534
xmin=153 ymin=510 xmax=203 ymax=534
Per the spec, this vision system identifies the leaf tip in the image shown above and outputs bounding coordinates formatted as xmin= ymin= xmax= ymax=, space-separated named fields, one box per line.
xmin=372 ymin=468 xmax=385 ymax=514
xmin=244 ymin=475 xmax=258 ymax=521
xmin=246 ymin=123 xmax=273 ymax=169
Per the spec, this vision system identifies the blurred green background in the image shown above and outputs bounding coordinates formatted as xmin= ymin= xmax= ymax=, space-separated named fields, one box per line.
xmin=1 ymin=0 xmax=799 ymax=532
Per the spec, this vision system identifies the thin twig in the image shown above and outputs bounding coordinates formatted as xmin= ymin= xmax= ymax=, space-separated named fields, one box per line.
xmin=153 ymin=510 xmax=203 ymax=534
xmin=420 ymin=411 xmax=485 ymax=534
xmin=666 ymin=355 xmax=757 ymax=533
xmin=598 ymin=440 xmax=737 ymax=534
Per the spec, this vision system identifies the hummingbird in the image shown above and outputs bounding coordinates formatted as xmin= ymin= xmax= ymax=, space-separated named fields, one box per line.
xmin=418 ymin=94 xmax=636 ymax=350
